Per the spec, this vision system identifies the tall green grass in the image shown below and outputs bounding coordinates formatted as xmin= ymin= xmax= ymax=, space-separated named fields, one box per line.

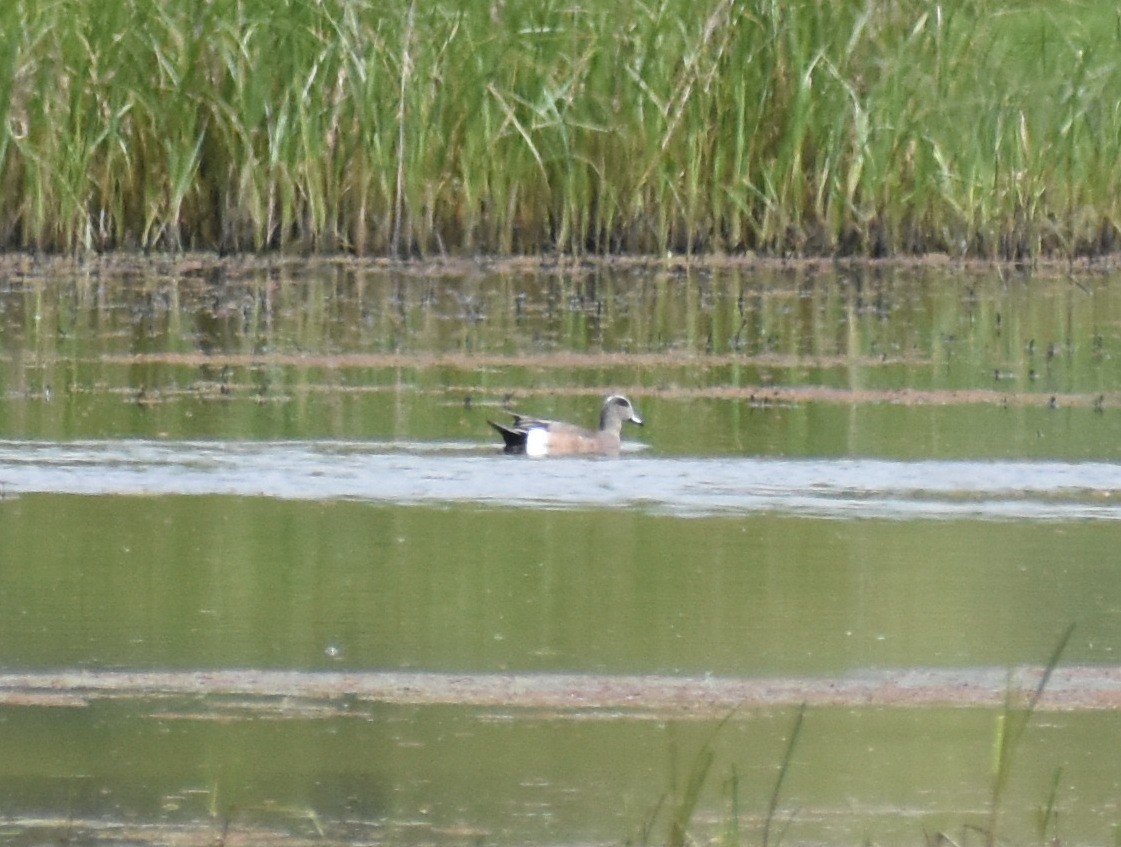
xmin=983 ymin=623 xmax=1074 ymax=847
xmin=3 ymin=0 xmax=1121 ymax=257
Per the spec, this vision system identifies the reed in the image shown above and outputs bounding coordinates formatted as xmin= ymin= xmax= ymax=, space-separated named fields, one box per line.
xmin=983 ymin=623 xmax=1075 ymax=847
xmin=3 ymin=0 xmax=1121 ymax=258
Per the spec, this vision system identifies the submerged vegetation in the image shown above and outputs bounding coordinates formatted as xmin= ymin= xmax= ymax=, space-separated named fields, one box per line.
xmin=2 ymin=0 xmax=1121 ymax=258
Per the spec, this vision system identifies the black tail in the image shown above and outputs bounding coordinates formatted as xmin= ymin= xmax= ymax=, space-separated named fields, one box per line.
xmin=488 ymin=420 xmax=527 ymax=454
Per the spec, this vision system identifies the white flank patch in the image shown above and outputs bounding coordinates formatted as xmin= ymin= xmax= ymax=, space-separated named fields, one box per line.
xmin=525 ymin=427 xmax=549 ymax=457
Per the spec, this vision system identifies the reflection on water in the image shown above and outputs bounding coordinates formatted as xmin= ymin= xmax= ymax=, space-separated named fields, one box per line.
xmin=3 ymin=263 xmax=1121 ymax=845
xmin=2 ymin=265 xmax=1121 ymax=456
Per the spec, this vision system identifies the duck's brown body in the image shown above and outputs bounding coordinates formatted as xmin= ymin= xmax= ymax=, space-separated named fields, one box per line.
xmin=488 ymin=395 xmax=643 ymax=456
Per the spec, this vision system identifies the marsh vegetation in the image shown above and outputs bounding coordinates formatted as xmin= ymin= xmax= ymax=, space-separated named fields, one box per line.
xmin=4 ymin=1 xmax=1121 ymax=257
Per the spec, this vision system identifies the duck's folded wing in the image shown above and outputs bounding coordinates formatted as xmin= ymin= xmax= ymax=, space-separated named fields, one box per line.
xmin=510 ymin=413 xmax=558 ymax=430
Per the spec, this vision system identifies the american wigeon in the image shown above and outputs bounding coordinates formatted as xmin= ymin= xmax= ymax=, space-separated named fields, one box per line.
xmin=488 ymin=394 xmax=644 ymax=456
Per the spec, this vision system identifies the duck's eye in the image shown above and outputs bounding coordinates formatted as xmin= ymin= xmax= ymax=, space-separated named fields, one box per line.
xmin=613 ymin=397 xmax=628 ymax=407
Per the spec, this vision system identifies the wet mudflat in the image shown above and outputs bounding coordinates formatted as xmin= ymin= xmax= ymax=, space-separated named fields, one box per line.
xmin=3 ymin=259 xmax=1121 ymax=845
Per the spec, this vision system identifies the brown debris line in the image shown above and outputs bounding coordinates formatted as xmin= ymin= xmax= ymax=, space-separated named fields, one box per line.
xmin=451 ymin=383 xmax=1103 ymax=409
xmin=79 ymin=350 xmax=924 ymax=370
xmin=4 ymin=818 xmax=333 ymax=847
xmin=44 ymin=355 xmax=1111 ymax=409
xmin=2 ymin=249 xmax=1121 ymax=281
xmin=3 ymin=667 xmax=1121 ymax=714
xmin=717 ymin=384 xmax=1108 ymax=408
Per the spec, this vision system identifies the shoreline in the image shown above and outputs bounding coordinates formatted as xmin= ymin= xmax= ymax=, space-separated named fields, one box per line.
xmin=2 ymin=250 xmax=1121 ymax=281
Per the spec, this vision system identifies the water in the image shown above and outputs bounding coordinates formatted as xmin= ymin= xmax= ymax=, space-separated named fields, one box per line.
xmin=3 ymin=439 xmax=1121 ymax=519
xmin=2 ymin=262 xmax=1121 ymax=845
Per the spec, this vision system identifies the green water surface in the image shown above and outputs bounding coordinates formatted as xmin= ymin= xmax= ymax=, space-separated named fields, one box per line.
xmin=2 ymin=263 xmax=1121 ymax=845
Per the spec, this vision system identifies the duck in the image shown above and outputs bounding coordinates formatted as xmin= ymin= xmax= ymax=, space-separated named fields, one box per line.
xmin=488 ymin=394 xmax=644 ymax=456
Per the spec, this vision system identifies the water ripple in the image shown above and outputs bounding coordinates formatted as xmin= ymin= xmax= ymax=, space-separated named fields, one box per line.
xmin=1 ymin=439 xmax=1120 ymax=520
